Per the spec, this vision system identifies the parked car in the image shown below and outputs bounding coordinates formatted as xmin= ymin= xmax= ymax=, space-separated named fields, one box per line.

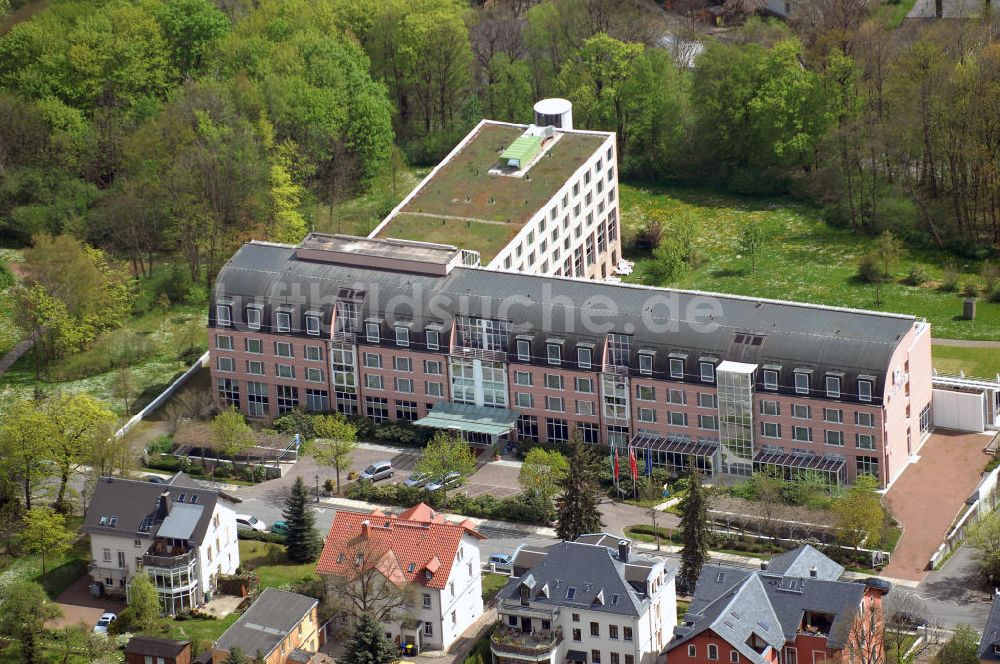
xmin=890 ymin=611 xmax=928 ymax=629
xmin=488 ymin=552 xmax=514 ymax=572
xmin=93 ymin=612 xmax=117 ymax=634
xmin=360 ymin=461 xmax=394 ymax=482
xmin=270 ymin=520 xmax=289 ymax=536
xmin=403 ymin=471 xmax=433 ymax=488
xmin=426 ymin=471 xmax=462 ymax=492
xmin=853 ymin=577 xmax=892 ymax=595
xmin=236 ymin=514 xmax=267 ymax=532
xmin=144 ymin=474 xmax=168 ymax=484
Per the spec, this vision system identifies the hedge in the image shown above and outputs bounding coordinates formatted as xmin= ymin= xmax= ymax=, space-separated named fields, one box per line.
xmin=346 ymin=482 xmax=548 ymax=526
xmin=237 ymin=528 xmax=286 ymax=544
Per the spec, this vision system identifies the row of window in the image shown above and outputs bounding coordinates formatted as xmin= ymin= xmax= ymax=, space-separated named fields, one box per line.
xmin=759 ymin=422 xmax=877 ymax=449
xmin=216 ymin=357 xmax=326 ymax=382
xmin=687 ymin=643 xmax=740 ymax=663
xmin=365 ymin=374 xmax=445 ymax=397
xmin=759 ymin=401 xmax=876 ymax=426
xmin=363 ymin=354 xmax=443 ymax=374
xmin=216 ymin=305 xmax=323 ymax=336
xmin=217 ymin=379 xmax=329 ymax=416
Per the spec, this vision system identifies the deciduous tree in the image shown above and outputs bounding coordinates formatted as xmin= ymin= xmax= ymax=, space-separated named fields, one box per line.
xmin=313 ymin=413 xmax=358 ymax=494
xmin=0 ymin=397 xmax=56 ymax=510
xmin=415 ymin=432 xmax=477 ymax=501
xmin=18 ymin=506 xmax=75 ymax=576
xmin=0 ymin=581 xmax=62 ymax=664
xmin=211 ymin=405 xmax=255 ymax=460
xmin=46 ymin=393 xmax=115 ymax=513
xmin=832 ymin=475 xmax=885 ymax=550
xmin=519 ymin=447 xmax=569 ymax=520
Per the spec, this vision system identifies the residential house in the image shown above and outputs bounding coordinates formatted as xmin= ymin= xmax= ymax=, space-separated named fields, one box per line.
xmin=980 ymin=589 xmax=1000 ymax=663
xmin=212 ymin=588 xmax=320 ymax=664
xmin=665 ymin=545 xmax=886 ymax=664
xmin=82 ymin=473 xmax=241 ymax=614
xmin=494 ymin=534 xmax=676 ymax=664
xmin=124 ymin=636 xmax=192 ymax=664
xmin=316 ymin=503 xmax=485 ymax=652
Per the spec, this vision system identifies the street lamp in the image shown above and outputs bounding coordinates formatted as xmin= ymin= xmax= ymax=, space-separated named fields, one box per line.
xmin=315 ymin=474 xmax=320 ymax=503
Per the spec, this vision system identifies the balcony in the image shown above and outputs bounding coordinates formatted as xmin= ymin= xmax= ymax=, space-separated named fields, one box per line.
xmin=491 ymin=626 xmax=563 ymax=661
xmin=143 ymin=545 xmax=196 ymax=570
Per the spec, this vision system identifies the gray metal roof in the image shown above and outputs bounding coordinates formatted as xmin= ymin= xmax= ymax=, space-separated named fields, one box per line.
xmin=498 ymin=540 xmax=666 ymax=617
xmin=156 ymin=503 xmax=204 ymax=540
xmin=215 ymin=588 xmax=317 ymax=658
xmin=765 ymin=544 xmax=844 ymax=580
xmin=980 ymin=592 xmax=1000 ymax=661
xmin=211 ymin=241 xmax=918 ymax=396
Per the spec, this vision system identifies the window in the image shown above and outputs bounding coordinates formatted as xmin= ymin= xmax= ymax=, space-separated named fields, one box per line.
xmin=547 ymin=343 xmax=562 ymax=365
xmin=216 ymin=304 xmax=232 ymax=326
xmin=761 ymin=422 xmax=781 ymax=438
xmin=277 ymin=385 xmax=298 ymax=414
xmin=216 ymin=335 xmax=233 ymax=350
xmin=698 ymin=393 xmax=717 ymax=409
xmin=366 ymin=396 xmax=389 ymax=423
xmin=546 ymin=396 xmax=564 ymax=412
xmin=578 ymin=346 xmax=593 ymax=369
xmin=395 ymin=326 xmax=410 ymax=347
xmin=592 ymin=651 xmax=601 ymax=664
xmin=426 ymin=329 xmax=440 ymax=350
xmin=826 ymin=375 xmax=842 ymax=398
xmin=422 ymin=593 xmax=431 ymax=608
xmin=669 ymin=358 xmax=685 ymax=379
xmin=276 ymin=311 xmax=291 ymax=333
xmin=545 ymin=374 xmax=564 ymax=390
xmin=572 ymin=629 xmax=582 ymax=641
xmin=305 ymin=389 xmax=329 ymax=411
xmin=426 ymin=381 xmax=444 ymax=397
xmin=668 ymin=411 xmax=688 ymax=427
xmin=546 ymin=418 xmax=569 ymax=443
xmin=394 ymin=356 xmax=412 ymax=372
xmin=218 ymin=378 xmax=239 ymax=406
xmin=855 ymin=412 xmax=875 ymax=427
xmin=699 ymin=415 xmax=719 ymax=430
xmin=423 ymin=623 xmax=433 ymax=637
xmin=305 ymin=345 xmax=322 ymax=362
xmin=275 ymin=341 xmax=293 ymax=358
xmin=590 ymin=622 xmax=600 ymax=637
xmin=609 ymin=625 xmax=619 ymax=640
xmin=700 ymin=361 xmax=715 ymax=382
xmin=514 ymin=371 xmax=532 ymax=386
xmin=795 ymin=372 xmax=811 ymax=395
xmin=792 ymin=404 xmax=811 ymax=419
xmin=245 ymin=337 xmax=263 ymax=354
xmin=763 ymin=369 xmax=779 ymax=390
xmin=856 ymin=433 xmax=876 ymax=450
xmin=576 ymin=400 xmax=595 ymax=416
xmin=247 ymin=382 xmax=269 ymax=417
xmin=858 ymin=379 xmax=873 ymax=402
xmin=366 ymin=322 xmax=380 ymax=343
xmin=709 ymin=645 xmax=719 ymax=661
xmin=856 ymin=456 xmax=879 ymax=478
xmin=306 ymin=367 xmax=324 ymax=382
xmin=366 ymin=374 xmax=384 ymax=390
xmin=668 ymin=388 xmax=686 ymax=405
xmin=639 ymin=353 xmax=653 ymax=375
xmin=216 ymin=356 xmax=235 ymax=372
xmin=784 ymin=647 xmax=797 ymax=664
xmin=576 ymin=377 xmax=594 ymax=393
xmin=760 ymin=400 xmax=779 ymax=416
xmin=364 ymin=353 xmax=382 ymax=369
xmin=102 ymin=547 xmax=111 ymax=562
xmin=638 ymin=407 xmax=656 ymax=423
xmin=636 ymin=385 xmax=655 ymax=401
xmin=246 ymin=360 xmax=264 ymax=375
xmin=395 ymin=377 xmax=413 ymax=394
xmin=424 ymin=360 xmax=442 ymax=375
xmin=305 ymin=313 xmax=321 ymax=336
xmin=731 ymin=650 xmax=740 ymax=664
xmin=246 ymin=306 xmax=262 ymax=330
xmin=824 ymin=408 xmax=843 ymax=423
xmin=623 ymin=627 xmax=632 ymax=641
xmin=518 ymin=415 xmax=539 ymax=443
xmin=517 ymin=338 xmax=531 ymax=361
xmin=793 ymin=426 xmax=812 ymax=442
xmin=276 ymin=364 xmax=295 ymax=379
xmin=625 ymin=657 xmax=634 ymax=664
xmin=689 ymin=646 xmax=697 ymax=658
xmin=516 ymin=392 xmax=534 ymax=408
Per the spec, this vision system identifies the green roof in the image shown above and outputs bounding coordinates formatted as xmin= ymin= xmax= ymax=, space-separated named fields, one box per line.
xmin=500 ymin=134 xmax=542 ymax=162
xmin=414 ymin=402 xmax=519 ymax=436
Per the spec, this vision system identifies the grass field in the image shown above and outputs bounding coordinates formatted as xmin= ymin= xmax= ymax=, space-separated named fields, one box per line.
xmin=164 ymin=611 xmax=240 ymax=646
xmin=876 ymin=0 xmax=918 ymax=28
xmin=620 ymin=184 xmax=1000 ymax=343
xmin=0 ymin=534 xmax=89 ymax=600
xmin=378 ymin=213 xmax=519 ymax=262
xmin=238 ymin=540 xmax=319 ymax=589
xmin=931 ymin=345 xmax=1000 ymax=378
xmin=482 ymin=572 xmax=509 ymax=603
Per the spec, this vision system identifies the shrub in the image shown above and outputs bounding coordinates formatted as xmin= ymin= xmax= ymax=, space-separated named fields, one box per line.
xmin=904 ymin=265 xmax=929 ymax=286
xmin=324 ymin=478 xmax=335 ymax=493
xmin=990 ymin=286 xmax=1000 ymax=303
xmin=373 ymin=421 xmax=428 ymax=446
xmin=940 ymin=264 xmax=960 ymax=292
xmin=962 ymin=281 xmax=980 ymax=298
xmin=273 ymin=409 xmax=316 ymax=440
xmin=147 ymin=435 xmax=174 ymax=455
xmin=0 ymin=258 xmax=14 ymax=290
xmin=857 ymin=252 xmax=882 ymax=283
xmin=214 ymin=462 xmax=234 ymax=479
xmin=237 ymin=528 xmax=285 ymax=544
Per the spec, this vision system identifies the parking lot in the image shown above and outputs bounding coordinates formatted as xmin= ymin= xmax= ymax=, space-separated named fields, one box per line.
xmin=350 ymin=443 xmax=522 ymax=499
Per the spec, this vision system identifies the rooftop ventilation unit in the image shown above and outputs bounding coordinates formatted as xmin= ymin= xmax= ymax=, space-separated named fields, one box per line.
xmin=534 ymin=98 xmax=573 ymax=130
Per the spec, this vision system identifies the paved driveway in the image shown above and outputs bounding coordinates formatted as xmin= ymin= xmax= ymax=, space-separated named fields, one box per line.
xmin=882 ymin=430 xmax=992 ymax=582
xmin=49 ymin=576 xmax=125 ymax=631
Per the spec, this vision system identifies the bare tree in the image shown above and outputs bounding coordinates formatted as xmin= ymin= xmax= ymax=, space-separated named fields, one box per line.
xmin=322 ymin=537 xmax=415 ymax=625
xmin=883 ymin=593 xmax=942 ymax=664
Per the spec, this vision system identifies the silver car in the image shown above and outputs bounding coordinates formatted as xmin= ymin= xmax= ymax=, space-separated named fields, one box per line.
xmin=360 ymin=461 xmax=394 ymax=482
xmin=403 ymin=471 xmax=433 ymax=488
xmin=426 ymin=471 xmax=462 ymax=491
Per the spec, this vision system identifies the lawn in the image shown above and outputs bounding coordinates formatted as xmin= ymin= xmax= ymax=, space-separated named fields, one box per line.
xmin=310 ymin=167 xmax=428 ymax=238
xmin=238 ymin=540 xmax=319 ymax=589
xmin=482 ymin=572 xmax=509 ymax=603
xmin=620 ymin=184 xmax=1000 ymax=342
xmin=931 ymin=345 xmax=1000 ymax=379
xmin=377 ymin=212 xmax=520 ymax=262
xmin=876 ymin=0 xmax=918 ymax=28
xmin=164 ymin=611 xmax=240 ymax=646
xmin=677 ymin=600 xmax=691 ymax=622
xmin=0 ymin=534 xmax=89 ymax=600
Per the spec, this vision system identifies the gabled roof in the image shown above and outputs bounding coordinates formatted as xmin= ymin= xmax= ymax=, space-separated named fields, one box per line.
xmin=980 ymin=591 xmax=1000 ymax=661
xmin=124 ymin=636 xmax=190 ymax=658
xmin=83 ymin=474 xmax=237 ymax=545
xmin=316 ymin=504 xmax=483 ymax=590
xmin=669 ymin=547 xmax=865 ymax=662
xmin=498 ymin=540 xmax=669 ymax=617
xmin=215 ymin=588 xmax=317 ymax=658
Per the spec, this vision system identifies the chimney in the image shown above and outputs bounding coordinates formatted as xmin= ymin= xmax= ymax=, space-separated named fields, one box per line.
xmin=618 ymin=539 xmax=630 ymax=563
xmin=760 ymin=561 xmax=769 ymax=571
xmin=158 ymin=491 xmax=172 ymax=517
xmin=361 ymin=519 xmax=370 ymax=537
xmin=809 ymin=566 xmax=817 ymax=578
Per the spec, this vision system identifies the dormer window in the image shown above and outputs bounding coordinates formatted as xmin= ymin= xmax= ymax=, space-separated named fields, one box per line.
xmin=395 ymin=325 xmax=410 ymax=347
xmin=547 ymin=342 xmax=562 ymax=365
xmin=425 ymin=570 xmax=432 ymax=580
xmin=763 ymin=369 xmax=779 ymax=391
xmin=858 ymin=379 xmax=873 ymax=402
xmin=108 ymin=517 xmax=117 ymax=527
xmin=216 ymin=304 xmax=232 ymax=327
xmin=577 ymin=346 xmax=592 ymax=369
xmin=700 ymin=361 xmax=715 ymax=383
xmin=305 ymin=313 xmax=321 ymax=336
xmin=825 ymin=375 xmax=841 ymax=398
xmin=366 ymin=322 xmax=380 ymax=343
xmin=795 ymin=371 xmax=811 ymax=395
xmin=517 ymin=339 xmax=531 ymax=361
xmin=276 ymin=311 xmax=291 ymax=333
xmin=639 ymin=352 xmax=654 ymax=376
xmin=408 ymin=563 xmax=416 ymax=573
xmin=246 ymin=306 xmax=262 ymax=330
xmin=426 ymin=329 xmax=440 ymax=350
xmin=336 ymin=553 xmax=345 ymax=563
xmin=669 ymin=357 xmax=684 ymax=379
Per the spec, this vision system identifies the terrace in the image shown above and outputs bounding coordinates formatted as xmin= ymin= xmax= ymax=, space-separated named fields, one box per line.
xmin=376 ymin=122 xmax=607 ymax=261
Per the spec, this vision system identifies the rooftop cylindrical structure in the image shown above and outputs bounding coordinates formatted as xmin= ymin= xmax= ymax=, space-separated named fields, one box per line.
xmin=534 ymin=98 xmax=573 ymax=130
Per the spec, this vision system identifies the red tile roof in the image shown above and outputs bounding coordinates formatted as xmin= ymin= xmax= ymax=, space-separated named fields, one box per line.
xmin=316 ymin=504 xmax=483 ymax=590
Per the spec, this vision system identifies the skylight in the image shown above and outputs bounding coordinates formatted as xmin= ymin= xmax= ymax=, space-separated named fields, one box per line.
xmin=611 ymin=594 xmax=620 ymax=605
xmin=566 ymin=587 xmax=576 ymax=600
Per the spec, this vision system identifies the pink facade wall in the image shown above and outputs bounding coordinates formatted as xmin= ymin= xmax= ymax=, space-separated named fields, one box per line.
xmin=882 ymin=321 xmax=933 ymax=487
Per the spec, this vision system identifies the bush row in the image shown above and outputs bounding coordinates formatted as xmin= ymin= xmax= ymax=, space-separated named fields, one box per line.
xmin=237 ymin=528 xmax=286 ymax=544
xmin=346 ymin=481 xmax=548 ymax=526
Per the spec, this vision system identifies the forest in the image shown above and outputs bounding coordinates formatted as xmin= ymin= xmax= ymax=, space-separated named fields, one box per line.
xmin=1 ymin=0 xmax=999 ymax=288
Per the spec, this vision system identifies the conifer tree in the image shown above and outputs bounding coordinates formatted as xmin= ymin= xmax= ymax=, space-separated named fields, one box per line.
xmin=678 ymin=463 xmax=710 ymax=593
xmin=283 ymin=476 xmax=322 ymax=563
xmin=341 ymin=613 xmax=397 ymax=664
xmin=555 ymin=430 xmax=604 ymax=541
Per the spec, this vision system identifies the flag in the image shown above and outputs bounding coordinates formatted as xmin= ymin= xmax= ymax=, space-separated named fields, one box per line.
xmin=629 ymin=446 xmax=638 ymax=480
xmin=613 ymin=446 xmax=620 ymax=481
xmin=645 ymin=445 xmax=653 ymax=476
